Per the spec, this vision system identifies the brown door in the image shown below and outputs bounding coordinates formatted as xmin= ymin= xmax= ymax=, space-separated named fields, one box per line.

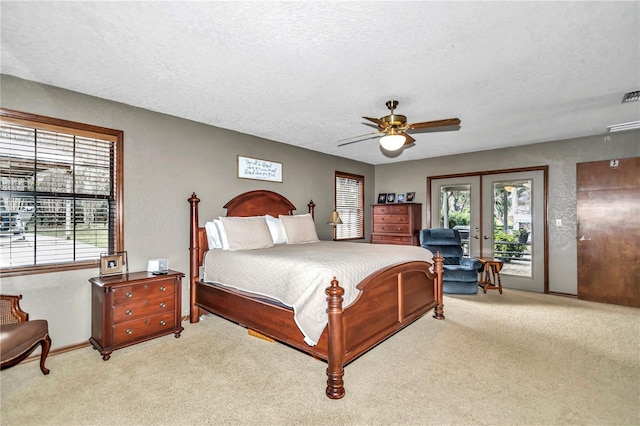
xmin=577 ymin=157 xmax=640 ymax=307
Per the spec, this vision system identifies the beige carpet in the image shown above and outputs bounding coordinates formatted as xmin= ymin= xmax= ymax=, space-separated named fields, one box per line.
xmin=1 ymin=289 xmax=639 ymax=425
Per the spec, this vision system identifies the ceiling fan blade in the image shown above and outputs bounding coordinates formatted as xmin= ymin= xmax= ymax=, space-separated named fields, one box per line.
xmin=337 ymin=131 xmax=381 ymax=143
xmin=400 ymin=132 xmax=416 ymax=145
xmin=337 ymin=135 xmax=380 ymax=147
xmin=362 ymin=116 xmax=385 ymax=127
xmin=408 ymin=118 xmax=461 ymax=130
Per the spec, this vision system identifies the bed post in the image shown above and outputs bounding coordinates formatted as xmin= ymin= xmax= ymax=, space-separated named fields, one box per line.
xmin=188 ymin=193 xmax=201 ymax=323
xmin=433 ymin=251 xmax=445 ymax=320
xmin=307 ymin=199 xmax=315 ymax=219
xmin=325 ymin=277 xmax=345 ymax=399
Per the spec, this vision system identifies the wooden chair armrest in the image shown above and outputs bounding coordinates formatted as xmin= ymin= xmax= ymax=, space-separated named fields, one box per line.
xmin=0 ymin=294 xmax=29 ymax=324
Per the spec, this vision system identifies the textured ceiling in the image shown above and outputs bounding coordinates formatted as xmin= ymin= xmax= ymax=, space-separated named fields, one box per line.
xmin=1 ymin=1 xmax=638 ymax=165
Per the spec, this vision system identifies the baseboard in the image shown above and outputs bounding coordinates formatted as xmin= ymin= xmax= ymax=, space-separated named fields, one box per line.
xmin=549 ymin=291 xmax=577 ymax=298
xmin=24 ymin=341 xmax=92 ymax=363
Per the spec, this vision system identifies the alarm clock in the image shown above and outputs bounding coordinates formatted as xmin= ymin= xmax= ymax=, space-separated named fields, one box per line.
xmin=147 ymin=258 xmax=169 ymax=274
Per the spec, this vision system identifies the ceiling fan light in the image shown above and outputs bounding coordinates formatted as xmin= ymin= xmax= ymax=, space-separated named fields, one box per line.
xmin=379 ymin=134 xmax=406 ymax=151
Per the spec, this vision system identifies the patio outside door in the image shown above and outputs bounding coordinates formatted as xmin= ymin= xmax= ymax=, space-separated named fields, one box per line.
xmin=429 ymin=169 xmax=546 ymax=293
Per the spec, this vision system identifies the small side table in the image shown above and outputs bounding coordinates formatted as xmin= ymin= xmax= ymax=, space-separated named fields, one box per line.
xmin=475 ymin=258 xmax=504 ymax=294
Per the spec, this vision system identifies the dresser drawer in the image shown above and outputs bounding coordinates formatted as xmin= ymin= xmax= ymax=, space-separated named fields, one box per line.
xmin=371 ymin=235 xmax=412 ymax=244
xmin=112 ymin=280 xmax=175 ymax=305
xmin=373 ymin=223 xmax=411 ymax=234
xmin=112 ymin=312 xmax=176 ymax=345
xmin=112 ymin=295 xmax=176 ymax=323
xmin=373 ymin=213 xmax=409 ymax=224
xmin=373 ymin=204 xmax=410 ymax=214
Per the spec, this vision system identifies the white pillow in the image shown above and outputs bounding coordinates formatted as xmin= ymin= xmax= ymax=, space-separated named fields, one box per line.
xmin=214 ymin=219 xmax=230 ymax=251
xmin=279 ymin=213 xmax=319 ymax=244
xmin=218 ymin=216 xmax=274 ymax=251
xmin=264 ymin=214 xmax=287 ymax=244
xmin=204 ymin=221 xmax=223 ymax=249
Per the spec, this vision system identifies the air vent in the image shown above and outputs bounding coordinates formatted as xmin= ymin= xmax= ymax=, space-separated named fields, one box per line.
xmin=621 ymin=90 xmax=640 ymax=103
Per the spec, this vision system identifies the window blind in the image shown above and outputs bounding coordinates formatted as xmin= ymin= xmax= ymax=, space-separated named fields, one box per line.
xmin=0 ymin=111 xmax=122 ymax=274
xmin=335 ymin=172 xmax=364 ymax=240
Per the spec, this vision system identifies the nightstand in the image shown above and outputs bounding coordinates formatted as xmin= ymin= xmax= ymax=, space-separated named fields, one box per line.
xmin=89 ymin=270 xmax=184 ymax=360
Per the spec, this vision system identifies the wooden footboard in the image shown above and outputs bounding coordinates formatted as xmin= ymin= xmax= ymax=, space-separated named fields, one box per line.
xmin=188 ymin=192 xmax=444 ymax=399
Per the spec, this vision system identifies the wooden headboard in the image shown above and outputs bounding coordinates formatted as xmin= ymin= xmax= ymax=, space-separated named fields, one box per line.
xmin=224 ymin=190 xmax=297 ymax=217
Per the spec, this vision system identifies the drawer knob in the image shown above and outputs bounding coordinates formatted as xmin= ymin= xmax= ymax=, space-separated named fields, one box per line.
xmin=125 ymin=328 xmax=133 ymax=335
xmin=160 ymin=302 xmax=166 ymax=308
xmin=160 ymin=320 xmax=166 ymax=326
xmin=126 ymin=309 xmax=132 ymax=316
xmin=125 ymin=292 xmax=133 ymax=298
xmin=159 ymin=286 xmax=166 ymax=292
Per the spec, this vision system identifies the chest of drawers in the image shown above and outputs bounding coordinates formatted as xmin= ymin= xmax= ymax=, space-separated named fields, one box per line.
xmin=371 ymin=203 xmax=422 ymax=246
xmin=89 ymin=270 xmax=184 ymax=360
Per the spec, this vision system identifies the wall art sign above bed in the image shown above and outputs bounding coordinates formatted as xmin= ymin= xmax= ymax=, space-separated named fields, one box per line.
xmin=237 ymin=155 xmax=283 ymax=182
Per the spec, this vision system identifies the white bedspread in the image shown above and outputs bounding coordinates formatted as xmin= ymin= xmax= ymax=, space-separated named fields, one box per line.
xmin=202 ymin=241 xmax=433 ymax=346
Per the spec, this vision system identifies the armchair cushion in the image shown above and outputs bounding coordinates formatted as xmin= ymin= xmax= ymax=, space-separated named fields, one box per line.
xmin=460 ymin=257 xmax=483 ymax=271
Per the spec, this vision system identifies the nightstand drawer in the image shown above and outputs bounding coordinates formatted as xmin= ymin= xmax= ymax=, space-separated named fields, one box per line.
xmin=112 ymin=295 xmax=176 ymax=323
xmin=112 ymin=312 xmax=176 ymax=345
xmin=112 ymin=280 xmax=175 ymax=305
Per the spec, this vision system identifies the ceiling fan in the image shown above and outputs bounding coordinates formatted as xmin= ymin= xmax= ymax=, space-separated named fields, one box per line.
xmin=337 ymin=100 xmax=461 ymax=151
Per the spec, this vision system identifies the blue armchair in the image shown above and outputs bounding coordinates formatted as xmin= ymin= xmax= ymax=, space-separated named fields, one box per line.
xmin=419 ymin=228 xmax=483 ymax=295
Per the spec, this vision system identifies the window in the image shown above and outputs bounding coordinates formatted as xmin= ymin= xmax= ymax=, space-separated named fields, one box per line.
xmin=334 ymin=171 xmax=364 ymax=240
xmin=0 ymin=109 xmax=123 ymax=276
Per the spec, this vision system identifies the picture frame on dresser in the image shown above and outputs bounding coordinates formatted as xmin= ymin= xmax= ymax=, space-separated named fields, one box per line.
xmin=99 ymin=251 xmax=128 ymax=277
xmin=406 ymin=192 xmax=415 ymax=202
xmin=377 ymin=193 xmax=387 ymax=204
xmin=386 ymin=193 xmax=396 ymax=203
xmin=397 ymin=193 xmax=405 ymax=203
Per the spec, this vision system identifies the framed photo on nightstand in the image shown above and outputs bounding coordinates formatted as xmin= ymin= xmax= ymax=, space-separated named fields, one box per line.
xmin=99 ymin=251 xmax=128 ymax=277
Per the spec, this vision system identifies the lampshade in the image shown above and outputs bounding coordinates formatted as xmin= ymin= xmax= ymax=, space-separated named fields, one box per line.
xmin=379 ymin=134 xmax=406 ymax=151
xmin=328 ymin=210 xmax=343 ymax=226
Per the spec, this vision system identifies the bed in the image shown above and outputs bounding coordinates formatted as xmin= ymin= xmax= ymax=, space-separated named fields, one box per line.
xmin=188 ymin=190 xmax=444 ymax=399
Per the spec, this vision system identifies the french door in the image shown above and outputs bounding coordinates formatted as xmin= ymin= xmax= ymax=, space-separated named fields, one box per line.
xmin=429 ymin=168 xmax=546 ymax=293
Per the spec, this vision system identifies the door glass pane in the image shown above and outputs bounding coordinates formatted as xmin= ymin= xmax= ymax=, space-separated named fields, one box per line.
xmin=440 ymin=184 xmax=471 ymax=257
xmin=493 ymin=180 xmax=532 ymax=277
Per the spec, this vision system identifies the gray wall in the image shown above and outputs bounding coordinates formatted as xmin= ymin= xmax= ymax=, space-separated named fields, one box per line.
xmin=0 ymin=74 xmax=374 ymax=349
xmin=2 ymin=73 xmax=638 ymax=351
xmin=375 ymin=131 xmax=640 ymax=294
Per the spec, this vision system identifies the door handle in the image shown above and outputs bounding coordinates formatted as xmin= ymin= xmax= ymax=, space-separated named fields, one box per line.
xmin=578 ymin=236 xmax=591 ymax=241
xmin=473 ymin=235 xmax=480 ymax=239
xmin=483 ymin=235 xmax=490 ymax=240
